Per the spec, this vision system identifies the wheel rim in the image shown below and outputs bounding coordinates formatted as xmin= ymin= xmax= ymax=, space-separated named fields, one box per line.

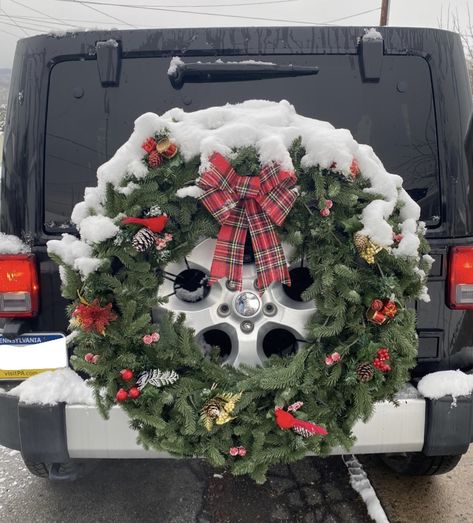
xmin=156 ymin=238 xmax=316 ymax=366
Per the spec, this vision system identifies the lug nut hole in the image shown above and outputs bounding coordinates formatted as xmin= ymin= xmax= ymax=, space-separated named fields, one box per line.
xmin=218 ymin=304 xmax=230 ymax=316
xmin=264 ymin=303 xmax=277 ymax=316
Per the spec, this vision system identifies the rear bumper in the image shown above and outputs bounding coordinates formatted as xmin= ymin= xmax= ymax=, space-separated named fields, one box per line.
xmin=66 ymin=391 xmax=426 ymax=458
xmin=0 ymin=385 xmax=473 ymax=463
xmin=3 ymin=383 xmax=471 ymax=461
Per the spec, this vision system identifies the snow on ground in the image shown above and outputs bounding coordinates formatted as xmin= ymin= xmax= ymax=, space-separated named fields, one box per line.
xmin=8 ymin=368 xmax=94 ymax=406
xmin=343 ymin=455 xmax=389 ymax=523
xmin=50 ymin=99 xmax=426 ymax=296
xmin=0 ymin=232 xmax=30 ymax=254
xmin=418 ymin=370 xmax=473 ymax=401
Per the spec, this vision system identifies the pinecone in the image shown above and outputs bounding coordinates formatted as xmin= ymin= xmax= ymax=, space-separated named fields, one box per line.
xmin=202 ymin=399 xmax=223 ymax=420
xmin=132 ymin=227 xmax=156 ymax=252
xmin=293 ymin=426 xmax=313 ymax=438
xmin=147 ymin=150 xmax=162 ymax=168
xmin=356 ymin=362 xmax=374 ymax=382
xmin=354 ymin=232 xmax=368 ymax=251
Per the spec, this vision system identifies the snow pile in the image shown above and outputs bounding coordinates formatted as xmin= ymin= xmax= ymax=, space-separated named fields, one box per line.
xmin=96 ymin=38 xmax=119 ymax=49
xmin=78 ymin=215 xmax=119 ymax=244
xmin=0 ymin=232 xmax=30 ymax=254
xmin=363 ymin=28 xmax=383 ymax=40
xmin=9 ymin=368 xmax=95 ymax=406
xmin=51 ymin=99 xmax=425 ymax=289
xmin=47 ymin=233 xmax=102 ymax=278
xmin=168 ymin=56 xmax=184 ymax=76
xmin=344 ymin=455 xmax=389 ymax=523
xmin=176 ymin=185 xmax=205 ymax=199
xmin=418 ymin=370 xmax=473 ymax=401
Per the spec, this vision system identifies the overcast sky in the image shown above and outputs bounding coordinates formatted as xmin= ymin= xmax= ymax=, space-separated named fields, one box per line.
xmin=0 ymin=0 xmax=472 ymax=68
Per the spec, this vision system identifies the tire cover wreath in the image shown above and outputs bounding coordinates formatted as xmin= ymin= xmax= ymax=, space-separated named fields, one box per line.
xmin=48 ymin=100 xmax=431 ymax=483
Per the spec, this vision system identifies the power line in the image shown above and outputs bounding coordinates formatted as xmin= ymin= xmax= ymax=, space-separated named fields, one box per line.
xmin=58 ymin=1 xmax=381 ymax=27
xmin=0 ymin=13 xmax=117 ymax=25
xmin=67 ymin=0 xmax=138 ymax=28
xmin=0 ymin=18 xmax=52 ymax=32
xmin=64 ymin=0 xmax=300 ymax=7
xmin=8 ymin=0 xmax=82 ymax=27
xmin=0 ymin=13 xmax=85 ymax=29
xmin=0 ymin=22 xmax=24 ymax=39
xmin=0 ymin=6 xmax=28 ymax=36
xmin=326 ymin=7 xmax=381 ymax=24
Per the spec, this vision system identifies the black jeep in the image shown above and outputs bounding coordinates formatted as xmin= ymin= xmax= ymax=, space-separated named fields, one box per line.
xmin=1 ymin=25 xmax=473 ymax=479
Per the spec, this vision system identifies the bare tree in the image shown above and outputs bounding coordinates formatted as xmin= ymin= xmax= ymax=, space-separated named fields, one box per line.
xmin=439 ymin=4 xmax=473 ymax=89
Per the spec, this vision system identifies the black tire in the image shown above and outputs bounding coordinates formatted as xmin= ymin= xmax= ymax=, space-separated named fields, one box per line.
xmin=24 ymin=461 xmax=50 ymax=478
xmin=23 ymin=459 xmax=97 ymax=480
xmin=380 ymin=452 xmax=462 ymax=476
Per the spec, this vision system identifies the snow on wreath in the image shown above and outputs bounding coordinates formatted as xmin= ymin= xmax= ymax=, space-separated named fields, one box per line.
xmin=47 ymin=100 xmax=431 ymax=483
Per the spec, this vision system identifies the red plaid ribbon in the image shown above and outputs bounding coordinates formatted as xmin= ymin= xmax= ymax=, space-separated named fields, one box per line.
xmin=197 ymin=152 xmax=297 ymax=292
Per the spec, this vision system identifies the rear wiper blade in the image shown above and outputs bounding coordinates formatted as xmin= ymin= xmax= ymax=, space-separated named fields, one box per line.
xmin=168 ymin=61 xmax=319 ymax=89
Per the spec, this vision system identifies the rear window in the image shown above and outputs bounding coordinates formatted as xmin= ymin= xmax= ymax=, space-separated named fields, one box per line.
xmin=44 ymin=53 xmax=439 ymax=231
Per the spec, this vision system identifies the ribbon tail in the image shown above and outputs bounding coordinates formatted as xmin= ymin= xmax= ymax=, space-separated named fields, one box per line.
xmin=208 ymin=206 xmax=248 ymax=290
xmin=246 ymin=200 xmax=291 ymax=293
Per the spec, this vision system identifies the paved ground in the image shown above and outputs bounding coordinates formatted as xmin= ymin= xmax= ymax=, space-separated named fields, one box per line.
xmin=0 ymin=447 xmax=371 ymax=523
xmin=3 ymin=444 xmax=473 ymax=522
xmin=363 ymin=448 xmax=473 ymax=523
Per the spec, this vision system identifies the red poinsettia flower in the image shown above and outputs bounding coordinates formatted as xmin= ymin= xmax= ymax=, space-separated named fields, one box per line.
xmin=72 ymin=299 xmax=117 ymax=335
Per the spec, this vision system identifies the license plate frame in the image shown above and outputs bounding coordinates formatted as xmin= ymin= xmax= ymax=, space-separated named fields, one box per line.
xmin=0 ymin=333 xmax=68 ymax=380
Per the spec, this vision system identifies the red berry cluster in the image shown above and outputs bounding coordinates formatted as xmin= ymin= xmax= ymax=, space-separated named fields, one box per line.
xmin=373 ymin=348 xmax=391 ymax=373
xmin=320 ymin=199 xmax=333 ymax=217
xmin=84 ymin=352 xmax=99 ymax=365
xmin=115 ymin=369 xmax=141 ymax=402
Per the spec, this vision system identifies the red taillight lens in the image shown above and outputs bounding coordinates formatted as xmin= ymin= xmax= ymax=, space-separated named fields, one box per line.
xmin=0 ymin=255 xmax=39 ymax=317
xmin=448 ymin=246 xmax=473 ymax=309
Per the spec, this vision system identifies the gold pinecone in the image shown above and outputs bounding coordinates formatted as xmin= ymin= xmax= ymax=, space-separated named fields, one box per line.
xmin=356 ymin=362 xmax=374 ymax=382
xmin=354 ymin=232 xmax=368 ymax=251
xmin=202 ymin=399 xmax=223 ymax=419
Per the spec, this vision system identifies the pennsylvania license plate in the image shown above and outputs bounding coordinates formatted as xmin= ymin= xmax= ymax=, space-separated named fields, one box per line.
xmin=0 ymin=333 xmax=68 ymax=379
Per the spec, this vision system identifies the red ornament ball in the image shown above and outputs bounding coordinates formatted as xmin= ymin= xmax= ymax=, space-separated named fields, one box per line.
xmin=116 ymin=388 xmax=128 ymax=402
xmin=128 ymin=387 xmax=141 ymax=400
xmin=84 ymin=353 xmax=94 ymax=363
xmin=320 ymin=208 xmax=330 ymax=217
xmin=325 ymin=199 xmax=333 ymax=209
xmin=120 ymin=369 xmax=134 ymax=382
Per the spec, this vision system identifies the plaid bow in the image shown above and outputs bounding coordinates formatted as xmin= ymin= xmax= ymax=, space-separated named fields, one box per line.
xmin=197 ymin=152 xmax=297 ymax=292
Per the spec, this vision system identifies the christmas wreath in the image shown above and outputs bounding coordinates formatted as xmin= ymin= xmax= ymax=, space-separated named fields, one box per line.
xmin=48 ymin=101 xmax=431 ymax=483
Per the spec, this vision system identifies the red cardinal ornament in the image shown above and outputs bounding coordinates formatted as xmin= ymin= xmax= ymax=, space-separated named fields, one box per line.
xmin=274 ymin=407 xmax=328 ymax=438
xmin=121 ymin=215 xmax=168 ymax=233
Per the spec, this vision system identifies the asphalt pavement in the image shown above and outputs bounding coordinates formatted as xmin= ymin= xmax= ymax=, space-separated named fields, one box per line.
xmin=0 ymin=446 xmax=371 ymax=523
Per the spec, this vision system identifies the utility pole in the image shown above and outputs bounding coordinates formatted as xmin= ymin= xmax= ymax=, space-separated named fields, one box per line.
xmin=380 ymin=0 xmax=390 ymax=26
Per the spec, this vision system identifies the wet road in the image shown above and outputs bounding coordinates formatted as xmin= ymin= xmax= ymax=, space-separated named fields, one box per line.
xmin=2 ymin=444 xmax=472 ymax=522
xmin=0 ymin=447 xmax=371 ymax=523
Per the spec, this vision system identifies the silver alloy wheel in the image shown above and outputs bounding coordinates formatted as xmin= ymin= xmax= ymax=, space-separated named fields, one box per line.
xmin=156 ymin=239 xmax=315 ymax=367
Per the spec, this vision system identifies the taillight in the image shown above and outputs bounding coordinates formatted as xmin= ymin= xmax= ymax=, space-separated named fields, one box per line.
xmin=0 ymin=255 xmax=39 ymax=317
xmin=448 ymin=246 xmax=473 ymax=309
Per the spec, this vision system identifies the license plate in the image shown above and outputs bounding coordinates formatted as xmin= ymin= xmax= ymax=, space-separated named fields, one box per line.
xmin=0 ymin=333 xmax=68 ymax=380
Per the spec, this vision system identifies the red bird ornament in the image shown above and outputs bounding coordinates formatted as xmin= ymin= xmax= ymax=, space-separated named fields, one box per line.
xmin=121 ymin=215 xmax=168 ymax=233
xmin=274 ymin=407 xmax=328 ymax=438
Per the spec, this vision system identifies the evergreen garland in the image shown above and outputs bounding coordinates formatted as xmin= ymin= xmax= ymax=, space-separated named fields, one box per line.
xmin=51 ymin=134 xmax=429 ymax=483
